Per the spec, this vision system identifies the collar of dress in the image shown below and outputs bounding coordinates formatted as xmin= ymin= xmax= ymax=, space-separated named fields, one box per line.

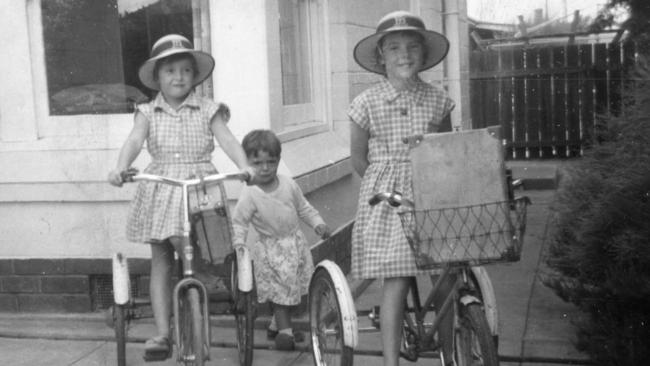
xmin=378 ymin=78 xmax=427 ymax=106
xmin=152 ymin=91 xmax=201 ymax=114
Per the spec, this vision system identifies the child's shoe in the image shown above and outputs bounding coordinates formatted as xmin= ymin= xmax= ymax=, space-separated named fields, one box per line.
xmin=143 ymin=336 xmax=172 ymax=361
xmin=267 ymin=328 xmax=305 ymax=343
xmin=274 ymin=333 xmax=295 ymax=351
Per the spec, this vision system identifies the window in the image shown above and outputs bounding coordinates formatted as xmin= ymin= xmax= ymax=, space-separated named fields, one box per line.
xmin=279 ymin=1 xmax=312 ymax=105
xmin=40 ymin=0 xmax=210 ymax=116
xmin=274 ymin=0 xmax=329 ymax=135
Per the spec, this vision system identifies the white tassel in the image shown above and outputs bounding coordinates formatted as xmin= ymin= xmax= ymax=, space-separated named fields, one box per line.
xmin=236 ymin=247 xmax=253 ymax=292
xmin=112 ymin=253 xmax=131 ymax=305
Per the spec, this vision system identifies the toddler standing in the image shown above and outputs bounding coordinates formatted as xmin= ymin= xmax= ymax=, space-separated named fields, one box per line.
xmin=232 ymin=129 xmax=331 ymax=351
xmin=107 ymin=34 xmax=253 ymax=361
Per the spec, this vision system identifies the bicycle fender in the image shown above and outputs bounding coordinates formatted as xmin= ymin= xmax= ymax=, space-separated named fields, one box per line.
xmin=315 ymin=260 xmax=358 ymax=348
xmin=471 ymin=266 xmax=499 ymax=336
xmin=112 ymin=253 xmax=131 ymax=305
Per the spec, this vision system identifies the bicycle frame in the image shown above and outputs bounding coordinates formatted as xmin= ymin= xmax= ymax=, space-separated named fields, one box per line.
xmin=124 ymin=171 xmax=249 ymax=363
xmin=364 ymin=191 xmax=499 ymax=361
xmin=403 ymin=266 xmax=481 ymax=350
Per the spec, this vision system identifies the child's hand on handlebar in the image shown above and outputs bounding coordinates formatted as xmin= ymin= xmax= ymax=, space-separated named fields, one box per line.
xmin=107 ymin=169 xmax=124 ymax=187
xmin=107 ymin=167 xmax=138 ymax=187
xmin=315 ymin=223 xmax=331 ymax=239
xmin=241 ymin=166 xmax=257 ymax=186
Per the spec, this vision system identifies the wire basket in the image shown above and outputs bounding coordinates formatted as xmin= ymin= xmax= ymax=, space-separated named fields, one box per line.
xmin=398 ymin=197 xmax=529 ymax=269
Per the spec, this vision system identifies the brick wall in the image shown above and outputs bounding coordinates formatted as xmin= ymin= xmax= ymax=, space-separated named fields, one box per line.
xmin=0 ymin=222 xmax=354 ymax=313
xmin=0 ymin=258 xmax=150 ymax=313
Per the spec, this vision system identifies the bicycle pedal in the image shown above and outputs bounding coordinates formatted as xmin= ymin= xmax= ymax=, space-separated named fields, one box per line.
xmin=368 ymin=306 xmax=381 ymax=328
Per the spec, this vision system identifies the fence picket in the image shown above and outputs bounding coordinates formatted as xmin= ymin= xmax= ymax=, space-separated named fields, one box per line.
xmin=499 ymin=48 xmax=515 ymax=158
xmin=470 ymin=39 xmax=636 ymax=159
xmin=578 ymin=43 xmax=595 ymax=153
xmin=538 ymin=47 xmax=554 ymax=158
xmin=593 ymin=43 xmax=609 ymax=118
xmin=553 ymin=45 xmax=568 ymax=157
xmin=566 ymin=44 xmax=581 ymax=157
xmin=513 ymin=48 xmax=527 ymax=159
xmin=526 ymin=48 xmax=541 ymax=158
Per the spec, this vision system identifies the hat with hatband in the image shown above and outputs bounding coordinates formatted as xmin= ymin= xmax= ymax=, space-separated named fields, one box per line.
xmin=353 ymin=10 xmax=450 ymax=75
xmin=138 ymin=34 xmax=215 ymax=91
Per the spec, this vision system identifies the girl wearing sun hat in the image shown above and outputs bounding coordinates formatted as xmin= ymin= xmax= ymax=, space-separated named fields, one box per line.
xmin=348 ymin=11 xmax=457 ymax=366
xmin=137 ymin=34 xmax=215 ymax=91
xmin=108 ymin=34 xmax=254 ymax=361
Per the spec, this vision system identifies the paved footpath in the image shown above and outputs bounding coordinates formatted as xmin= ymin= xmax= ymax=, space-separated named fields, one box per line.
xmin=0 ymin=189 xmax=592 ymax=366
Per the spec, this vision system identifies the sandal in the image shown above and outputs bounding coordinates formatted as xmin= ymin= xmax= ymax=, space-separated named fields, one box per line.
xmin=267 ymin=328 xmax=305 ymax=343
xmin=274 ymin=333 xmax=295 ymax=351
xmin=143 ymin=336 xmax=172 ymax=361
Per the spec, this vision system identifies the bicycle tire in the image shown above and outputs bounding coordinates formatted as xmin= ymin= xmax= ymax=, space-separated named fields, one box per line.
xmin=454 ymin=302 xmax=499 ymax=366
xmin=180 ymin=287 xmax=205 ymax=366
xmin=230 ymin=255 xmax=255 ymax=366
xmin=309 ymin=268 xmax=353 ymax=366
xmin=113 ymin=305 xmax=127 ymax=366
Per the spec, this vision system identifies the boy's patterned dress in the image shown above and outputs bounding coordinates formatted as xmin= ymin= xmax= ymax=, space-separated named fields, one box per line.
xmin=126 ymin=92 xmax=226 ymax=243
xmin=232 ymin=175 xmax=325 ymax=305
xmin=348 ymin=78 xmax=455 ymax=279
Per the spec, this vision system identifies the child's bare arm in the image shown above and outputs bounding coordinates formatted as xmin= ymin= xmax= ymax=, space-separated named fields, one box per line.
xmin=291 ymin=180 xmax=331 ymax=238
xmin=108 ymin=112 xmax=149 ymax=186
xmin=210 ymin=112 xmax=248 ymax=170
xmin=350 ymin=121 xmax=370 ymax=177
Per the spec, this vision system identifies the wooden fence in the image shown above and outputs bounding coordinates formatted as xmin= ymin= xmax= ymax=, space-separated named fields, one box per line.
xmin=469 ymin=40 xmax=639 ymax=160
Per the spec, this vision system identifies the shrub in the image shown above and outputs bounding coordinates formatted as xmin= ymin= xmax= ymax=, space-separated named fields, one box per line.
xmin=545 ymin=54 xmax=650 ymax=365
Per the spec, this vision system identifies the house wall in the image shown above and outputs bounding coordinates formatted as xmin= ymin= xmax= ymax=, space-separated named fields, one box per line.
xmin=0 ymin=0 xmax=470 ymax=312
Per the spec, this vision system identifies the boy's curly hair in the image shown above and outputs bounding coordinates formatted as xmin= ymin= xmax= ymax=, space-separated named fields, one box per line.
xmin=242 ymin=129 xmax=282 ymax=158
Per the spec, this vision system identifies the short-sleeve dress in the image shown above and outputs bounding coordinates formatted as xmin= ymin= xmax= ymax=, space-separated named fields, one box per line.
xmin=348 ymin=78 xmax=455 ymax=279
xmin=126 ymin=92 xmax=225 ymax=243
xmin=231 ymin=175 xmax=325 ymax=305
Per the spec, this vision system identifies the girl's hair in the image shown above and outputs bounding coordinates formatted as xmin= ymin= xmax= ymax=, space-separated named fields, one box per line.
xmin=242 ymin=129 xmax=282 ymax=158
xmin=374 ymin=30 xmax=428 ymax=74
xmin=153 ymin=52 xmax=199 ymax=81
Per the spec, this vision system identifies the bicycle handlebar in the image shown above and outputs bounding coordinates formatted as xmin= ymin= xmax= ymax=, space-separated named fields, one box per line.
xmin=368 ymin=191 xmax=414 ymax=208
xmin=120 ymin=168 xmax=250 ymax=187
xmin=372 ymin=169 xmax=525 ymax=208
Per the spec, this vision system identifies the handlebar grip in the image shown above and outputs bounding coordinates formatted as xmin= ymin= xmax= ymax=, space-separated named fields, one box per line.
xmin=240 ymin=171 xmax=251 ymax=184
xmin=368 ymin=195 xmax=382 ymax=206
xmin=120 ymin=168 xmax=139 ymax=183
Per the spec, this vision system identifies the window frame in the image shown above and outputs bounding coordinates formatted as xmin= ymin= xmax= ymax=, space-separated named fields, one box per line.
xmin=266 ymin=0 xmax=332 ymax=142
xmin=24 ymin=0 xmax=212 ymax=145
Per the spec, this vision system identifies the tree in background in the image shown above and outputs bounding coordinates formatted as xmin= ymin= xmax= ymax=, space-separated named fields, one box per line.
xmin=590 ymin=0 xmax=650 ymax=40
xmin=545 ymin=2 xmax=650 ymax=364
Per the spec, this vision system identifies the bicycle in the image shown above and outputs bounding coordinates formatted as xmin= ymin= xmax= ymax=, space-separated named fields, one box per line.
xmin=108 ymin=169 xmax=256 ymax=366
xmin=308 ymin=127 xmax=530 ymax=366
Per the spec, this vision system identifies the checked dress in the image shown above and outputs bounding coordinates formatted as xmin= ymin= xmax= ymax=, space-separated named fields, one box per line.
xmin=126 ymin=92 xmax=226 ymax=243
xmin=348 ymin=78 xmax=455 ymax=279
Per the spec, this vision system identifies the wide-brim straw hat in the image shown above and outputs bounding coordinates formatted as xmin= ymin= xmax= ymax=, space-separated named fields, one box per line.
xmin=138 ymin=34 xmax=215 ymax=91
xmin=353 ymin=10 xmax=450 ymax=75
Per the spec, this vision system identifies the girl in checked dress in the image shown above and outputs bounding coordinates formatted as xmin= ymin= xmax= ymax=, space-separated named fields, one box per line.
xmin=108 ymin=34 xmax=253 ymax=361
xmin=349 ymin=11 xmax=457 ymax=366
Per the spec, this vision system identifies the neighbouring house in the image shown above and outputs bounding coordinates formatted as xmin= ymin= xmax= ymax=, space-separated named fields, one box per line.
xmin=0 ymin=0 xmax=471 ymax=313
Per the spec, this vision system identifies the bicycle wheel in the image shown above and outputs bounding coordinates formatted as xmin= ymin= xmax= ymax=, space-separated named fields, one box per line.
xmin=230 ymin=255 xmax=255 ymax=366
xmin=113 ymin=305 xmax=127 ymax=366
xmin=309 ymin=268 xmax=353 ymax=366
xmin=454 ymin=303 xmax=499 ymax=366
xmin=179 ymin=287 xmax=205 ymax=366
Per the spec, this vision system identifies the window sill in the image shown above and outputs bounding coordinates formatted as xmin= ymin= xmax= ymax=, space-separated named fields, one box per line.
xmin=0 ymin=129 xmax=352 ymax=202
xmin=280 ymin=130 xmax=351 ymax=194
